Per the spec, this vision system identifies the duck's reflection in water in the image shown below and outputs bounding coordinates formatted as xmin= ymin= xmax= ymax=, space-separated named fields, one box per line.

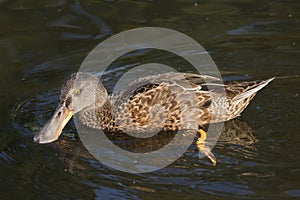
xmin=54 ymin=119 xmax=258 ymax=173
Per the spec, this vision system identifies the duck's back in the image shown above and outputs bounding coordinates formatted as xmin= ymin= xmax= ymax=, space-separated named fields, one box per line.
xmin=89 ymin=73 xmax=273 ymax=132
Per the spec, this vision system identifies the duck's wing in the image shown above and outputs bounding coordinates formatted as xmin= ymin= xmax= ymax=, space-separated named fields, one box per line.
xmin=110 ymin=73 xmax=222 ymax=131
xmin=113 ymin=72 xmax=222 ymax=105
xmin=117 ymin=72 xmax=222 ymax=97
xmin=111 ymin=73 xmax=274 ymax=128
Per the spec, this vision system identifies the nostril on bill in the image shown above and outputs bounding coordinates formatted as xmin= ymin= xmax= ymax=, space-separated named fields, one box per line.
xmin=57 ymin=111 xmax=62 ymax=118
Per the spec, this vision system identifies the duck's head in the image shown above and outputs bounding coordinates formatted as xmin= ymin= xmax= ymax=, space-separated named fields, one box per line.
xmin=34 ymin=73 xmax=107 ymax=144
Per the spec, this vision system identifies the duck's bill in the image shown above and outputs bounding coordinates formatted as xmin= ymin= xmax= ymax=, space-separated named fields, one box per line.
xmin=34 ymin=104 xmax=74 ymax=144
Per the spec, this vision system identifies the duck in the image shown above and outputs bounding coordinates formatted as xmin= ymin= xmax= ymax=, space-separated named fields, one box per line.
xmin=33 ymin=72 xmax=273 ymax=165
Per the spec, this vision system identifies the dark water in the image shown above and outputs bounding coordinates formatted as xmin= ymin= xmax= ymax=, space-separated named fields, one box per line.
xmin=1 ymin=0 xmax=300 ymax=199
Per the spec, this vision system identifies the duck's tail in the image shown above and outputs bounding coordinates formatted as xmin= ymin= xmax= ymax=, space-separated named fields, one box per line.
xmin=231 ymin=77 xmax=274 ymax=104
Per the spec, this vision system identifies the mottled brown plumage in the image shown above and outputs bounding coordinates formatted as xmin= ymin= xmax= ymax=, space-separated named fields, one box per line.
xmin=34 ymin=72 xmax=273 ymax=165
xmin=77 ymin=73 xmax=273 ymax=133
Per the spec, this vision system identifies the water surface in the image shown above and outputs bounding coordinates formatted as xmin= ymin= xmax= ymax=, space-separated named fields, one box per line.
xmin=1 ymin=0 xmax=299 ymax=199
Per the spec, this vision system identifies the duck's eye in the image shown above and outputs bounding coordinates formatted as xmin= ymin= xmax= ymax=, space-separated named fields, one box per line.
xmin=75 ymin=90 xmax=81 ymax=95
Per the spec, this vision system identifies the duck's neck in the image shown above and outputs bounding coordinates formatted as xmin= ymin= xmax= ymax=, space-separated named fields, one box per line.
xmin=78 ymin=95 xmax=118 ymax=131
